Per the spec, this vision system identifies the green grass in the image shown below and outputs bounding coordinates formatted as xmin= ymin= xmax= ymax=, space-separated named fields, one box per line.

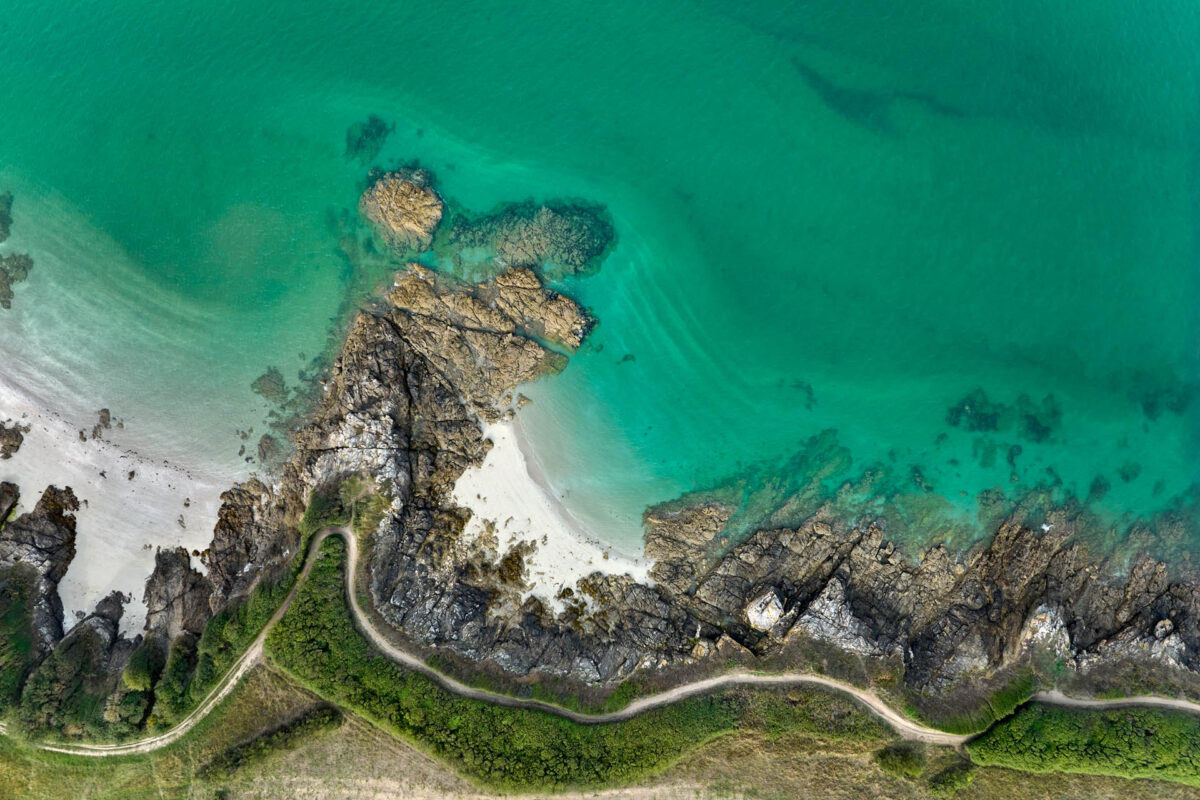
xmin=265 ymin=536 xmax=890 ymax=791
xmin=968 ymin=703 xmax=1200 ymax=787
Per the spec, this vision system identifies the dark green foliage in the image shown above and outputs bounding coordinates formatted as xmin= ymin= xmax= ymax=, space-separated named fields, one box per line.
xmin=266 ymin=537 xmax=887 ymax=790
xmin=0 ymin=572 xmax=34 ymax=708
xmin=928 ymin=761 xmax=975 ymax=797
xmin=149 ymin=637 xmax=198 ymax=726
xmin=199 ymin=705 xmax=342 ymax=780
xmin=298 ymin=483 xmax=351 ymax=540
xmin=121 ymin=643 xmax=163 ymax=693
xmin=17 ymin=625 xmax=113 ymax=738
xmin=969 ymin=703 xmax=1200 ymax=787
xmin=873 ymin=741 xmax=926 ymax=780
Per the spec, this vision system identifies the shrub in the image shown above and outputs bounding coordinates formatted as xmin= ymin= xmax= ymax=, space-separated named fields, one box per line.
xmin=928 ymin=761 xmax=975 ymax=797
xmin=873 ymin=741 xmax=926 ymax=780
xmin=121 ymin=643 xmax=163 ymax=693
xmin=968 ymin=703 xmax=1200 ymax=787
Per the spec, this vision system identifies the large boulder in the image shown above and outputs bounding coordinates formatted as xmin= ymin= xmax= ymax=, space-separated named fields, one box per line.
xmin=359 ymin=168 xmax=443 ymax=251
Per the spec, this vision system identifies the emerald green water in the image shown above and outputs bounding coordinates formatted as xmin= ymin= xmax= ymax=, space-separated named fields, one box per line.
xmin=0 ymin=1 xmax=1197 ymax=554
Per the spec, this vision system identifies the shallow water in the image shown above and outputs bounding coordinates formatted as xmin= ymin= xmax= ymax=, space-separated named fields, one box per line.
xmin=0 ymin=0 xmax=1197 ymax=562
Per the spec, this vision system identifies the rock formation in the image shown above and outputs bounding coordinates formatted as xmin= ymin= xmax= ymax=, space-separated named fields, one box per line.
xmin=0 ymin=420 xmax=28 ymax=459
xmin=360 ymin=168 xmax=443 ymax=252
xmin=142 ymin=547 xmax=212 ymax=645
xmin=444 ymin=200 xmax=613 ymax=277
xmin=0 ymin=486 xmax=79 ymax=659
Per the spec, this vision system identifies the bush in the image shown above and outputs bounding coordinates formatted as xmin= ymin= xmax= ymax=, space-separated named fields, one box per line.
xmin=121 ymin=643 xmax=163 ymax=692
xmin=968 ymin=703 xmax=1200 ymax=787
xmin=928 ymin=761 xmax=975 ymax=797
xmin=0 ymin=572 xmax=34 ymax=708
xmin=17 ymin=625 xmax=113 ymax=738
xmin=149 ymin=637 xmax=197 ymax=726
xmin=873 ymin=741 xmax=926 ymax=779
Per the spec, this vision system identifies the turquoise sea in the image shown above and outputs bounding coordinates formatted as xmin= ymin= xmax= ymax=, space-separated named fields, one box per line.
xmin=0 ymin=1 xmax=1197 ymax=557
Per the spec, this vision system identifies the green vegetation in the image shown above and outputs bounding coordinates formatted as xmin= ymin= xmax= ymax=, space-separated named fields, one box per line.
xmin=928 ymin=761 xmax=976 ymax=797
xmin=914 ymin=670 xmax=1039 ymax=734
xmin=199 ymin=705 xmax=342 ymax=780
xmin=120 ymin=643 xmax=163 ymax=693
xmin=0 ymin=570 xmax=35 ymax=707
xmin=969 ymin=703 xmax=1200 ymax=786
xmin=17 ymin=622 xmax=122 ymax=739
xmin=265 ymin=536 xmax=889 ymax=790
xmin=873 ymin=741 xmax=926 ymax=779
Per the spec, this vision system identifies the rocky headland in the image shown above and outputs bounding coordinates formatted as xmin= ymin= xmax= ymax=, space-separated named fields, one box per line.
xmin=5 ymin=166 xmax=1200 ymax=739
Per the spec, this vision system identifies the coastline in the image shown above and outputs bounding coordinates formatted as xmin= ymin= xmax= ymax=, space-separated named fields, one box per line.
xmin=450 ymin=414 xmax=651 ymax=610
xmin=0 ymin=374 xmax=229 ymax=632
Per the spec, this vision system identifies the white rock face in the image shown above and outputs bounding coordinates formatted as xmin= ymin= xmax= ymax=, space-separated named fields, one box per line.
xmin=793 ymin=577 xmax=884 ymax=656
xmin=746 ymin=590 xmax=784 ymax=632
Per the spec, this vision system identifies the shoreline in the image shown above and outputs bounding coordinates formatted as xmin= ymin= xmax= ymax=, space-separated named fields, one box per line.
xmin=450 ymin=414 xmax=651 ymax=610
xmin=0 ymin=374 xmax=233 ymax=632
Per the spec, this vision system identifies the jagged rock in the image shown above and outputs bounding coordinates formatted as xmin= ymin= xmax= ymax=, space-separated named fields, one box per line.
xmin=746 ymin=590 xmax=783 ymax=632
xmin=201 ymin=479 xmax=295 ymax=607
xmin=0 ymin=421 xmax=28 ymax=459
xmin=0 ymin=486 xmax=79 ymax=658
xmin=792 ymin=577 xmax=885 ymax=656
xmin=360 ymin=168 xmax=443 ymax=251
xmin=143 ymin=548 xmax=212 ymax=643
xmin=0 ymin=481 xmax=17 ymax=522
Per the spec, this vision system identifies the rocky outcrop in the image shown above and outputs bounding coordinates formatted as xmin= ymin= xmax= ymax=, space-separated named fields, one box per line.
xmin=201 ymin=478 xmax=296 ymax=608
xmin=143 ymin=547 xmax=212 ymax=644
xmin=1 ymin=420 xmax=29 ymax=459
xmin=0 ymin=481 xmax=18 ymax=522
xmin=360 ymin=168 xmax=443 ymax=252
xmin=0 ymin=486 xmax=79 ymax=659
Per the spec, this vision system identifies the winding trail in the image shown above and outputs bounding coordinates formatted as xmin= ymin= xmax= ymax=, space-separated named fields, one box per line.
xmin=25 ymin=526 xmax=1200 ymax=757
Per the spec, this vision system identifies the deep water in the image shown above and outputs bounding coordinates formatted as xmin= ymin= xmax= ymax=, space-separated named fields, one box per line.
xmin=0 ymin=0 xmax=1196 ymax=556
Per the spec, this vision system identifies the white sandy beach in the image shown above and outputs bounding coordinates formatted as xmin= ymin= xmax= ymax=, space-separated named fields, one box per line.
xmin=0 ymin=378 xmax=226 ymax=633
xmin=451 ymin=417 xmax=651 ymax=610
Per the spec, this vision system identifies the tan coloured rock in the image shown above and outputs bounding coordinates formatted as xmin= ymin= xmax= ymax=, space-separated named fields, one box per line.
xmin=359 ymin=169 xmax=443 ymax=251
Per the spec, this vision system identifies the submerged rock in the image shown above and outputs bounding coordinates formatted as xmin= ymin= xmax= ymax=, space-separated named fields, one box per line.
xmin=360 ymin=168 xmax=443 ymax=252
xmin=0 ymin=192 xmax=12 ymax=243
xmin=0 ymin=252 xmax=33 ymax=310
xmin=345 ymin=114 xmax=394 ymax=164
xmin=445 ymin=200 xmax=614 ymax=278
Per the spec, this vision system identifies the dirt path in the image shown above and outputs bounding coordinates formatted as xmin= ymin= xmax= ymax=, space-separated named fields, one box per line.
xmin=1034 ymin=689 xmax=1200 ymax=717
xmin=28 ymin=525 xmax=1200 ymax=758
